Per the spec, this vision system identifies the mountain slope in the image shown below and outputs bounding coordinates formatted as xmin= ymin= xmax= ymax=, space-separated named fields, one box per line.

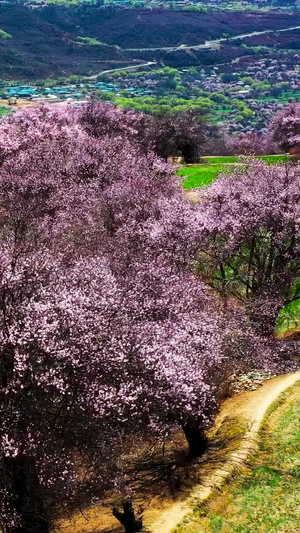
xmin=1 ymin=6 xmax=300 ymax=79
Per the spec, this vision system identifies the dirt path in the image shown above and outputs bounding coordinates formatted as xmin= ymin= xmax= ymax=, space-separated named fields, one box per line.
xmin=148 ymin=371 xmax=300 ymax=533
xmin=57 ymin=372 xmax=300 ymax=533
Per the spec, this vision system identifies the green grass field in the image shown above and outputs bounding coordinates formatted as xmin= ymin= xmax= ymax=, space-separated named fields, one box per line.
xmin=177 ymin=164 xmax=229 ymax=189
xmin=177 ymin=155 xmax=292 ymax=189
xmin=202 ymin=156 xmax=239 ymax=164
xmin=204 ymin=155 xmax=292 ymax=164
xmin=172 ymin=381 xmax=300 ymax=533
xmin=0 ymin=106 xmax=11 ymax=115
xmin=276 ymin=299 xmax=300 ymax=337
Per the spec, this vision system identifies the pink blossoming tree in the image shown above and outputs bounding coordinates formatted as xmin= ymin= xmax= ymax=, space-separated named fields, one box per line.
xmin=80 ymin=101 xmax=219 ymax=163
xmin=197 ymin=159 xmax=300 ymax=336
xmin=224 ymin=132 xmax=279 ymax=156
xmin=0 ymin=104 xmax=287 ymax=532
xmin=0 ymin=104 xmax=237 ymax=532
xmin=268 ymin=103 xmax=300 ymax=152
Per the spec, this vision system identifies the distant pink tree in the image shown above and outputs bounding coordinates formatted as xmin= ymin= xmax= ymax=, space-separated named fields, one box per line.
xmin=79 ymin=101 xmax=219 ymax=163
xmin=268 ymin=103 xmax=300 ymax=152
xmin=197 ymin=158 xmax=300 ymax=336
xmin=225 ymin=132 xmax=279 ymax=156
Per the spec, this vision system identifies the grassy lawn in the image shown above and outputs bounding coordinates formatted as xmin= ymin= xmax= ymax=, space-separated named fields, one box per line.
xmin=172 ymin=381 xmax=300 ymax=533
xmin=177 ymin=165 xmax=229 ymax=189
xmin=258 ymin=154 xmax=292 ymax=163
xmin=202 ymin=156 xmax=239 ymax=164
xmin=178 ymin=155 xmax=292 ymax=189
xmin=203 ymin=155 xmax=292 ymax=164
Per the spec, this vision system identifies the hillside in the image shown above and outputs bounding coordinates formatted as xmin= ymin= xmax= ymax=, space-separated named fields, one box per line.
xmin=40 ymin=8 xmax=300 ymax=48
xmin=1 ymin=5 xmax=300 ymax=79
xmin=0 ymin=6 xmax=131 ymax=79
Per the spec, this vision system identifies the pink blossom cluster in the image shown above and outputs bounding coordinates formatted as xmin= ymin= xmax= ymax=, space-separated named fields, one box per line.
xmin=269 ymin=103 xmax=300 ymax=151
xmin=197 ymin=158 xmax=300 ymax=338
xmin=224 ymin=132 xmax=279 ymax=156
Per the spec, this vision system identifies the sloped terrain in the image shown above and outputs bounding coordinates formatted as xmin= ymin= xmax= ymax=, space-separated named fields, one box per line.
xmin=1 ymin=6 xmax=300 ymax=79
xmin=41 ymin=9 xmax=300 ymax=48
xmin=0 ymin=6 xmax=131 ymax=79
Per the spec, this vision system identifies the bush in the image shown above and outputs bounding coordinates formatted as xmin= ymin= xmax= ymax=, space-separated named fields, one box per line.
xmin=76 ymin=36 xmax=106 ymax=46
xmin=0 ymin=29 xmax=12 ymax=40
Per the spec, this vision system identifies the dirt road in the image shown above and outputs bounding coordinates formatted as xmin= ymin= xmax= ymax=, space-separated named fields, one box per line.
xmin=149 ymin=371 xmax=300 ymax=533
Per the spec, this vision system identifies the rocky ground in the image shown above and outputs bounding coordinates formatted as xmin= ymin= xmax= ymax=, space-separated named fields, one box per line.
xmin=231 ymin=370 xmax=274 ymax=393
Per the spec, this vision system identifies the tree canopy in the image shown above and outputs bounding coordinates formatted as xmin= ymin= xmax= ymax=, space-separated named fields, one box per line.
xmin=0 ymin=103 xmax=296 ymax=533
xmin=197 ymin=158 xmax=300 ymax=336
xmin=0 ymin=104 xmax=241 ymax=532
xmin=269 ymin=102 xmax=300 ymax=152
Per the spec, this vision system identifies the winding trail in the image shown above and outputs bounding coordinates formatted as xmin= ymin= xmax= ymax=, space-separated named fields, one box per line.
xmin=86 ymin=61 xmax=157 ymax=81
xmin=148 ymin=371 xmax=300 ymax=533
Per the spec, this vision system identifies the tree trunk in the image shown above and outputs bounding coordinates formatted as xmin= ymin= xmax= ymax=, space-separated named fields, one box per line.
xmin=181 ymin=145 xmax=198 ymax=164
xmin=3 ymin=455 xmax=50 ymax=533
xmin=182 ymin=420 xmax=208 ymax=459
xmin=113 ymin=500 xmax=143 ymax=533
